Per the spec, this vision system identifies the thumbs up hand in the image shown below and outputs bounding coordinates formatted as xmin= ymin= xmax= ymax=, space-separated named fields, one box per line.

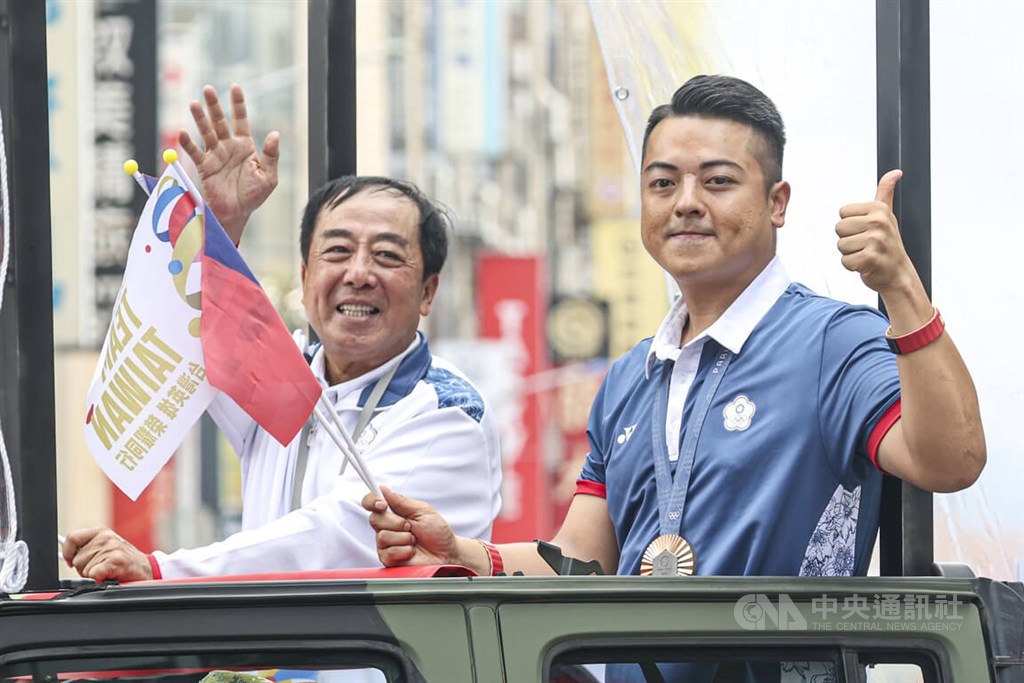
xmin=835 ymin=169 xmax=914 ymax=295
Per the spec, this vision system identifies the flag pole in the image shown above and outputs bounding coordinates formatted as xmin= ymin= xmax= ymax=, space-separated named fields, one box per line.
xmin=122 ymin=159 xmax=151 ymax=196
xmin=161 ymin=148 xmax=205 ymax=208
xmin=312 ymin=400 xmax=379 ymax=495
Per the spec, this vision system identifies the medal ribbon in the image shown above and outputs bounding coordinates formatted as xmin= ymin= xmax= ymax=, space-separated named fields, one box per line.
xmin=651 ymin=344 xmax=733 ymax=535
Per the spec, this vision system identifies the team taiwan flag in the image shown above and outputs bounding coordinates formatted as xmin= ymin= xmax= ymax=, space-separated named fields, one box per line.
xmin=200 ymin=205 xmax=321 ymax=445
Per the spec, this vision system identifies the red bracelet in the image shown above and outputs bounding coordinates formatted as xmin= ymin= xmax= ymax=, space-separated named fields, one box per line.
xmin=146 ymin=553 xmax=163 ymax=580
xmin=885 ymin=308 xmax=944 ymax=355
xmin=476 ymin=539 xmax=503 ymax=576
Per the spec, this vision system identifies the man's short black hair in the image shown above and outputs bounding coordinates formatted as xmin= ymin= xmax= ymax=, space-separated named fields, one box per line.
xmin=299 ymin=176 xmax=450 ymax=280
xmin=642 ymin=74 xmax=786 ymax=188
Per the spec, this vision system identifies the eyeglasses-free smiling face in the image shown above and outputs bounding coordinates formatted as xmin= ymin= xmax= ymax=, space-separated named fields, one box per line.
xmin=640 ymin=115 xmax=790 ymax=297
xmin=301 ymin=188 xmax=438 ymax=385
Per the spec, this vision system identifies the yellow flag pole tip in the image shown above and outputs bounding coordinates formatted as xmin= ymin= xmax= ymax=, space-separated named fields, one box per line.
xmin=122 ymin=159 xmax=139 ymax=175
xmin=162 ymin=149 xmax=179 ymax=164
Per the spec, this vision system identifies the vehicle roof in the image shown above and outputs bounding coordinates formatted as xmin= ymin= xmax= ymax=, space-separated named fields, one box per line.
xmin=0 ymin=573 xmax=997 ymax=609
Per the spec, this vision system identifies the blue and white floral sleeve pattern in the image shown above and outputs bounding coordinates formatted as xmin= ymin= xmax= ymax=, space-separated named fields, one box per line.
xmin=799 ymin=485 xmax=860 ymax=577
xmin=425 ymin=366 xmax=485 ymax=423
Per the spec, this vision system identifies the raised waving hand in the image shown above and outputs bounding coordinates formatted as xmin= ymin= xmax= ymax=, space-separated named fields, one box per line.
xmin=178 ymin=83 xmax=279 ymax=244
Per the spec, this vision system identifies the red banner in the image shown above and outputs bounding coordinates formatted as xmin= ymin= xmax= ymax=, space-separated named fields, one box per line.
xmin=476 ymin=254 xmax=552 ymax=542
xmin=111 ymin=457 xmax=174 ymax=552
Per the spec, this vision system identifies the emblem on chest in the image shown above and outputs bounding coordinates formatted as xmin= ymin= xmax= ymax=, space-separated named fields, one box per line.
xmin=354 ymin=423 xmax=378 ymax=451
xmin=723 ymin=395 xmax=756 ymax=431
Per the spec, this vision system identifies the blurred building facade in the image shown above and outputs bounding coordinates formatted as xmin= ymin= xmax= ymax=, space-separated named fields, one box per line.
xmin=47 ymin=0 xmax=668 ymax=557
xmin=32 ymin=0 xmax=1024 ymax=581
xmin=352 ymin=1 xmax=667 ymax=540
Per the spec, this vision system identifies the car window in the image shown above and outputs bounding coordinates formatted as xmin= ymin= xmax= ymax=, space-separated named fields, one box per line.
xmin=547 ymin=645 xmax=937 ymax=682
xmin=3 ymin=668 xmax=388 ymax=683
xmin=1 ymin=651 xmax=415 ymax=683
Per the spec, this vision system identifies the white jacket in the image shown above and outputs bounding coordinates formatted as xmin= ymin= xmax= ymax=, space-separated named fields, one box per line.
xmin=152 ymin=333 xmax=502 ymax=577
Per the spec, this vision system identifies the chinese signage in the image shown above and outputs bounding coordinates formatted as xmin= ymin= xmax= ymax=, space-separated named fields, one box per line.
xmin=91 ymin=0 xmax=156 ymax=344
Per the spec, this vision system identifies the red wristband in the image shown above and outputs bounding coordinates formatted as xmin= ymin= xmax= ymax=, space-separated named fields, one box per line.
xmin=476 ymin=539 xmax=503 ymax=576
xmin=885 ymin=308 xmax=944 ymax=355
xmin=146 ymin=553 xmax=162 ymax=580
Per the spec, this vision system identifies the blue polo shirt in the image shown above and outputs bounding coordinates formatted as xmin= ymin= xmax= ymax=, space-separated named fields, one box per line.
xmin=579 ymin=261 xmax=900 ymax=578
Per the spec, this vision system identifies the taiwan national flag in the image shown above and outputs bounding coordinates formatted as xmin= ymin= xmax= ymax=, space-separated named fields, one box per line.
xmin=200 ymin=202 xmax=322 ymax=445
xmin=86 ymin=161 xmax=321 ymax=501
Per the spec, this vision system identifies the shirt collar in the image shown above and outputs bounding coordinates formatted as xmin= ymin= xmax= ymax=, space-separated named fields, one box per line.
xmin=644 ymin=256 xmax=791 ymax=378
xmin=309 ymin=332 xmax=426 ymax=403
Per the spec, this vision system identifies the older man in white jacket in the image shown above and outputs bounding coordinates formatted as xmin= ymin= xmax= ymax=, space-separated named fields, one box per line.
xmin=63 ymin=84 xmax=502 ymax=580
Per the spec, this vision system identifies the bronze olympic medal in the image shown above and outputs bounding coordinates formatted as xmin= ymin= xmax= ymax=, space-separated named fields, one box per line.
xmin=640 ymin=533 xmax=696 ymax=577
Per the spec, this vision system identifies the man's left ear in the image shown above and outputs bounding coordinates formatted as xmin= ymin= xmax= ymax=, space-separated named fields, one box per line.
xmin=769 ymin=181 xmax=791 ymax=228
xmin=299 ymin=262 xmax=308 ymax=304
xmin=420 ymin=274 xmax=440 ymax=317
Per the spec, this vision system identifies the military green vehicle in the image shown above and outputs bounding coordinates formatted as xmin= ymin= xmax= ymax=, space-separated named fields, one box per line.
xmin=1 ymin=566 xmax=1022 ymax=682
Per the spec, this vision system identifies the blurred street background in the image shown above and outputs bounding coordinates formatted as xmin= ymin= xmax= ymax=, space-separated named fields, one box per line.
xmin=29 ymin=0 xmax=1023 ymax=581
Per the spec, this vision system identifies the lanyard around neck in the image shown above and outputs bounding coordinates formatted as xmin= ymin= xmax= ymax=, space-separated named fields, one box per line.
xmin=289 ymin=339 xmax=415 ymax=512
xmin=650 ymin=343 xmax=733 ymax=535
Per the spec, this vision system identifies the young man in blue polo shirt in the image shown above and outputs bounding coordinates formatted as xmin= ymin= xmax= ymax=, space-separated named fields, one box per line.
xmin=364 ymin=75 xmax=985 ymax=583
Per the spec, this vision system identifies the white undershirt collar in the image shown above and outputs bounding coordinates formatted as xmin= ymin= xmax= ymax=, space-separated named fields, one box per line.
xmin=645 ymin=256 xmax=792 ymax=379
xmin=642 ymin=257 xmax=792 ymax=462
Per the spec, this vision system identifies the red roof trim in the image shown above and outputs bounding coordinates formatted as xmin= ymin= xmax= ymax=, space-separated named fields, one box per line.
xmin=131 ymin=564 xmax=478 ymax=585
